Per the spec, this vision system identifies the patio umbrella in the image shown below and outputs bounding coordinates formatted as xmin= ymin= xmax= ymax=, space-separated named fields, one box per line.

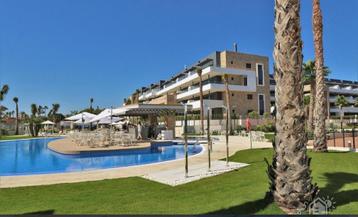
xmin=41 ymin=120 xmax=55 ymax=133
xmin=65 ymin=112 xmax=96 ymax=121
xmin=41 ymin=120 xmax=55 ymax=125
xmin=98 ymin=116 xmax=122 ymax=124
xmin=86 ymin=109 xmax=112 ymax=123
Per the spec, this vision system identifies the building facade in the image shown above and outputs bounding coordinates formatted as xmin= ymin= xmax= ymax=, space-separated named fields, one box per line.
xmin=125 ymin=50 xmax=271 ymax=118
xmin=269 ymin=75 xmax=358 ymax=117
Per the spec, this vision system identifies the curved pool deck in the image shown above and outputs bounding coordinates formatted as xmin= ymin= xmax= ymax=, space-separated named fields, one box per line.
xmin=48 ymin=138 xmax=153 ymax=155
xmin=0 ymin=136 xmax=272 ymax=188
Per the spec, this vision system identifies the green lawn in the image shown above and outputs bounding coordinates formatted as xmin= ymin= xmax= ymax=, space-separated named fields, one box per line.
xmin=0 ymin=149 xmax=357 ymax=215
xmin=0 ymin=135 xmax=35 ymax=141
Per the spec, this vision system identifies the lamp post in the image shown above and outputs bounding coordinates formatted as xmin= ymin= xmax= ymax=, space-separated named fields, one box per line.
xmin=207 ymin=107 xmax=211 ymax=171
xmin=184 ymin=104 xmax=189 ymax=178
xmin=224 ymin=106 xmax=229 ymax=166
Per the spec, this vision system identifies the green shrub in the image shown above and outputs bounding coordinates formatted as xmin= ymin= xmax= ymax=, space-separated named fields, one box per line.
xmin=212 ymin=130 xmax=220 ymax=135
xmin=253 ymin=123 xmax=275 ymax=133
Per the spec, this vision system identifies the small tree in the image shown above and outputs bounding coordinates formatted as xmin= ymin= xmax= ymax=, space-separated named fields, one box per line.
xmin=335 ymin=95 xmax=348 ymax=128
xmin=13 ymin=97 xmax=19 ymax=135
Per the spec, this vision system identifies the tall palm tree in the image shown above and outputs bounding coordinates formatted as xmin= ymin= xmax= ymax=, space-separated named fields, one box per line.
xmin=312 ymin=0 xmax=327 ymax=152
xmin=223 ymin=74 xmax=232 ymax=134
xmin=268 ymin=0 xmax=318 ymax=212
xmin=13 ymin=97 xmax=19 ymax=135
xmin=0 ymin=84 xmax=9 ymax=101
xmin=303 ymin=60 xmax=330 ymax=133
xmin=303 ymin=60 xmax=316 ymax=132
xmin=90 ymin=98 xmax=94 ymax=112
xmin=49 ymin=103 xmax=60 ymax=123
xmin=196 ymin=67 xmax=204 ymax=135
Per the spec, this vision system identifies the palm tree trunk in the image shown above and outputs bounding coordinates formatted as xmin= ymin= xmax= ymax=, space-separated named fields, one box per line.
xmin=197 ymin=69 xmax=205 ymax=135
xmin=15 ymin=103 xmax=19 ymax=135
xmin=308 ymin=80 xmax=315 ymax=132
xmin=268 ymin=0 xmax=318 ymax=212
xmin=223 ymin=74 xmax=232 ymax=134
xmin=313 ymin=0 xmax=327 ymax=152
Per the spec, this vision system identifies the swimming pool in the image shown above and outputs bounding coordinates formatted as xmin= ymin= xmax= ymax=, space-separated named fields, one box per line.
xmin=0 ymin=138 xmax=202 ymax=176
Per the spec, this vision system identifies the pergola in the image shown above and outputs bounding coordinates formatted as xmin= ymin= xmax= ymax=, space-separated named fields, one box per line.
xmin=112 ymin=104 xmax=192 ymax=116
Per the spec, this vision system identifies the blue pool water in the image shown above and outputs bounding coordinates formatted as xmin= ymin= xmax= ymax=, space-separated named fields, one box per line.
xmin=0 ymin=138 xmax=202 ymax=176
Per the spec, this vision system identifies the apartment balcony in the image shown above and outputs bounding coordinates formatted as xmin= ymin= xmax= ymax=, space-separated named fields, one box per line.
xmin=330 ymin=106 xmax=358 ymax=113
xmin=156 ymin=66 xmax=257 ymax=96
xmin=138 ymin=89 xmax=159 ymax=101
xmin=176 ymin=82 xmax=256 ymax=100
xmin=270 ymin=85 xmax=275 ymax=91
xmin=186 ymin=99 xmax=224 ymax=110
xmin=329 ymin=86 xmax=358 ymax=95
xmin=329 ymin=96 xmax=356 ymax=103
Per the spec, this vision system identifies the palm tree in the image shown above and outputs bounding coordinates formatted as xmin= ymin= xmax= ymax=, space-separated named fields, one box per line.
xmin=13 ymin=97 xmax=19 ymax=135
xmin=335 ymin=95 xmax=348 ymax=131
xmin=303 ymin=60 xmax=316 ymax=132
xmin=268 ymin=0 xmax=318 ymax=212
xmin=303 ymin=60 xmax=330 ymax=133
xmin=49 ymin=103 xmax=60 ymax=123
xmin=90 ymin=98 xmax=94 ymax=112
xmin=0 ymin=84 xmax=9 ymax=101
xmin=196 ymin=67 xmax=204 ymax=135
xmin=223 ymin=74 xmax=232 ymax=134
xmin=312 ymin=0 xmax=327 ymax=152
xmin=29 ymin=104 xmax=38 ymax=136
xmin=303 ymin=95 xmax=310 ymax=128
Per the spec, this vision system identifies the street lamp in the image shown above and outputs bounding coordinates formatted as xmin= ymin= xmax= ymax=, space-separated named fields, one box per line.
xmin=221 ymin=105 xmax=230 ymax=166
xmin=184 ymin=104 xmax=189 ymax=178
xmin=207 ymin=107 xmax=211 ymax=171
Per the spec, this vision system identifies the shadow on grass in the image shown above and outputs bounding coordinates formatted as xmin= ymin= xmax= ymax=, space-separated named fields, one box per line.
xmin=319 ymin=172 xmax=358 ymax=208
xmin=207 ymin=172 xmax=358 ymax=215
xmin=22 ymin=210 xmax=55 ymax=215
xmin=206 ymin=192 xmax=274 ymax=215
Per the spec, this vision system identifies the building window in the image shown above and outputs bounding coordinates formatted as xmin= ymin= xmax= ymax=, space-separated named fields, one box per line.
xmin=246 ymin=63 xmax=252 ymax=69
xmin=232 ymin=93 xmax=234 ymax=97
xmin=243 ymin=76 xmax=248 ymax=86
xmin=230 ymin=61 xmax=234 ymax=65
xmin=247 ymin=94 xmax=253 ymax=100
xmin=257 ymin=63 xmax=264 ymax=86
xmin=258 ymin=94 xmax=265 ymax=115
xmin=231 ymin=77 xmax=234 ymax=81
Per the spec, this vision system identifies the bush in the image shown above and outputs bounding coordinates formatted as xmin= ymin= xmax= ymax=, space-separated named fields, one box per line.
xmin=253 ymin=123 xmax=275 ymax=133
xmin=212 ymin=130 xmax=221 ymax=135
xmin=236 ymin=125 xmax=246 ymax=132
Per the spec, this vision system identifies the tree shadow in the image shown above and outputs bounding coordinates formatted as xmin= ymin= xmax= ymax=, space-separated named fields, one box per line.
xmin=206 ymin=172 xmax=358 ymax=215
xmin=22 ymin=210 xmax=55 ymax=215
xmin=206 ymin=192 xmax=274 ymax=215
xmin=319 ymin=172 xmax=358 ymax=208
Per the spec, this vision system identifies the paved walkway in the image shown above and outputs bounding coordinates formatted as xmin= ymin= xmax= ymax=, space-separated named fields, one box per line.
xmin=143 ymin=160 xmax=249 ymax=186
xmin=0 ymin=136 xmax=272 ymax=188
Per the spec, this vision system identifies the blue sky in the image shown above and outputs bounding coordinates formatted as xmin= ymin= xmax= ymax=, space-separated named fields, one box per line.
xmin=0 ymin=0 xmax=357 ymax=114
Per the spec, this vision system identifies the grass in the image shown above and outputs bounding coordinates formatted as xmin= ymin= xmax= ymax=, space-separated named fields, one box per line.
xmin=0 ymin=135 xmax=35 ymax=141
xmin=264 ymin=133 xmax=275 ymax=142
xmin=0 ymin=149 xmax=357 ymax=214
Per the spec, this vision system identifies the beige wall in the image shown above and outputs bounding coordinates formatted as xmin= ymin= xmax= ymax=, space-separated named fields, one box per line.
xmin=149 ymin=93 xmax=176 ymax=105
xmin=220 ymin=51 xmax=271 ymax=116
